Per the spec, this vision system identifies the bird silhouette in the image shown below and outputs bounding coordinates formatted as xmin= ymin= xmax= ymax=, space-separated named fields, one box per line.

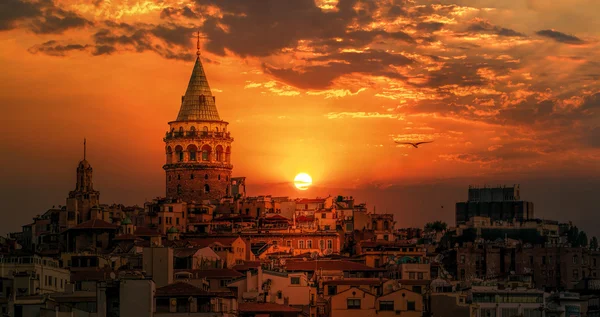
xmin=395 ymin=141 xmax=434 ymax=148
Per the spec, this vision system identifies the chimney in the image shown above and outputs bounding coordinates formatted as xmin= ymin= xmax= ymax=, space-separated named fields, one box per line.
xmin=258 ymin=266 xmax=263 ymax=292
xmin=246 ymin=270 xmax=252 ymax=292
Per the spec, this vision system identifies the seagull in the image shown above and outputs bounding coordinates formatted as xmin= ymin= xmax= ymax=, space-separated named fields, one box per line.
xmin=395 ymin=141 xmax=434 ymax=148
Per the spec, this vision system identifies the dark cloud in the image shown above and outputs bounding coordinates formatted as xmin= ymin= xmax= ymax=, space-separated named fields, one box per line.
xmin=467 ymin=19 xmax=525 ymax=37
xmin=264 ymin=49 xmax=412 ymax=89
xmin=585 ymin=127 xmax=600 ymax=148
xmin=416 ymin=22 xmax=445 ymax=32
xmin=28 ymin=40 xmax=88 ymax=56
xmin=92 ymin=44 xmax=116 ymax=56
xmin=160 ymin=6 xmax=198 ymax=19
xmin=150 ymin=24 xmax=196 ymax=48
xmin=536 ymin=29 xmax=585 ymax=45
xmin=0 ymin=0 xmax=41 ymax=30
xmin=0 ymin=0 xmax=90 ymax=34
xmin=30 ymin=8 xmax=91 ymax=34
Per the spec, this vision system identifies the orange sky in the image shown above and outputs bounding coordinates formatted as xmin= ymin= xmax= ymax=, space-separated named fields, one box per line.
xmin=1 ymin=0 xmax=599 ymax=235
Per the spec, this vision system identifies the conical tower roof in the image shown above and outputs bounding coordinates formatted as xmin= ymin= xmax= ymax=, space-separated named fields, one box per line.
xmin=176 ymin=56 xmax=220 ymax=121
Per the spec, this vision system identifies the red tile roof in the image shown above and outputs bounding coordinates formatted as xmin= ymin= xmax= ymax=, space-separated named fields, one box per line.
xmin=239 ymin=303 xmax=302 ymax=313
xmin=285 ymin=260 xmax=384 ymax=272
xmin=297 ymin=198 xmax=326 ymax=204
xmin=295 ymin=216 xmax=314 ymax=222
xmin=113 ymin=234 xmax=140 ymax=241
xmin=134 ymin=227 xmax=161 ymax=237
xmin=69 ymin=219 xmax=118 ymax=230
xmin=232 ymin=261 xmax=262 ymax=271
xmin=185 ymin=237 xmax=241 ymax=248
xmin=155 ymin=282 xmax=210 ymax=296
xmin=265 ymin=215 xmax=290 ymax=221
xmin=323 ymin=278 xmax=387 ymax=286
xmin=174 ymin=269 xmax=243 ymax=279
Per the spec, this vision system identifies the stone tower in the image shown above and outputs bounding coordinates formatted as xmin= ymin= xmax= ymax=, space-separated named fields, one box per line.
xmin=65 ymin=139 xmax=100 ymax=227
xmin=163 ymin=39 xmax=233 ymax=202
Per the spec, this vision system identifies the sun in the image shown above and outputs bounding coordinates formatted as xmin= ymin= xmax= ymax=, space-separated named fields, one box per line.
xmin=294 ymin=173 xmax=313 ymax=191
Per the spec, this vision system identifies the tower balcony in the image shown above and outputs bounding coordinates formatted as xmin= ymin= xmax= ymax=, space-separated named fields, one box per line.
xmin=164 ymin=131 xmax=232 ymax=141
xmin=163 ymin=161 xmax=233 ymax=170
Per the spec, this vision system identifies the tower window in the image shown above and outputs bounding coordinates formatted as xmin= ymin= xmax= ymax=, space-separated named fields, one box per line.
xmin=177 ymin=185 xmax=182 ymax=195
xmin=191 ymin=174 xmax=194 ymax=180
xmin=204 ymin=184 xmax=210 ymax=193
xmin=177 ymin=174 xmax=181 ymax=180
xmin=218 ymin=175 xmax=221 ymax=180
xmin=168 ymin=175 xmax=171 ymax=181
xmin=205 ymin=174 xmax=208 ymax=180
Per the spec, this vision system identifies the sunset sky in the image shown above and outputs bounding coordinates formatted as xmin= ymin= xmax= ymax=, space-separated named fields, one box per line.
xmin=1 ymin=0 xmax=599 ymax=235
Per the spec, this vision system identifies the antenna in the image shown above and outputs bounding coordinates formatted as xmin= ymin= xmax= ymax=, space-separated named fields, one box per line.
xmin=84 ymin=138 xmax=87 ymax=160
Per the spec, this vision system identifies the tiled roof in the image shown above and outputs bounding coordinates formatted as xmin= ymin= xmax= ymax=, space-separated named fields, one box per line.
xmin=113 ymin=234 xmax=140 ymax=241
xmin=295 ymin=216 xmax=314 ymax=222
xmin=285 ymin=260 xmax=384 ymax=272
xmin=232 ymin=261 xmax=262 ymax=271
xmin=265 ymin=215 xmax=290 ymax=221
xmin=176 ymin=56 xmax=220 ymax=121
xmin=238 ymin=302 xmax=302 ymax=313
xmin=70 ymin=269 xmax=115 ymax=282
xmin=297 ymin=198 xmax=326 ymax=204
xmin=174 ymin=269 xmax=243 ymax=279
xmin=173 ymin=248 xmax=201 ymax=258
xmin=155 ymin=282 xmax=210 ymax=297
xmin=134 ymin=227 xmax=161 ymax=237
xmin=185 ymin=237 xmax=240 ymax=248
xmin=323 ymin=278 xmax=387 ymax=286
xmin=69 ymin=219 xmax=118 ymax=230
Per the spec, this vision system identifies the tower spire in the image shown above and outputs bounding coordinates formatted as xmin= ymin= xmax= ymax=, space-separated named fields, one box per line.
xmin=84 ymin=138 xmax=87 ymax=160
xmin=196 ymin=31 xmax=201 ymax=57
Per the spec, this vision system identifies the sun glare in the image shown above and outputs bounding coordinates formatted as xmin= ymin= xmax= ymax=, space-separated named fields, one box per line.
xmin=294 ymin=173 xmax=313 ymax=190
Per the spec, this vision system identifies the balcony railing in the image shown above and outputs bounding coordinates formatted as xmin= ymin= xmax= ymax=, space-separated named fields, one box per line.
xmin=165 ymin=131 xmax=232 ymax=140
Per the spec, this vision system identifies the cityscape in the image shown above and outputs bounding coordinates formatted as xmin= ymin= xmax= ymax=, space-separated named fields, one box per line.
xmin=1 ymin=1 xmax=600 ymax=317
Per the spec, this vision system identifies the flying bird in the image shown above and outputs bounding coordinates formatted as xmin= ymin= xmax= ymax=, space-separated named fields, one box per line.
xmin=395 ymin=141 xmax=434 ymax=148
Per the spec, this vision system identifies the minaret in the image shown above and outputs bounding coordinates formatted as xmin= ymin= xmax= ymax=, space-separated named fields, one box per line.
xmin=163 ymin=33 xmax=233 ymax=202
xmin=65 ymin=139 xmax=100 ymax=226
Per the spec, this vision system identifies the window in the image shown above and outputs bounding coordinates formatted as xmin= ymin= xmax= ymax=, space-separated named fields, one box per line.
xmin=189 ymin=150 xmax=196 ymax=161
xmin=460 ymin=255 xmax=465 ymax=264
xmin=321 ymin=213 xmax=326 ymax=218
xmin=177 ymin=174 xmax=181 ymax=180
xmin=218 ymin=175 xmax=221 ymax=180
xmin=409 ymin=272 xmax=416 ymax=279
xmin=407 ymin=301 xmax=416 ymax=311
xmin=220 ymin=280 xmax=231 ymax=287
xmin=190 ymin=174 xmax=194 ymax=179
xmin=204 ymin=184 xmax=210 ymax=193
xmin=291 ymin=277 xmax=300 ymax=285
xmin=286 ymin=240 xmax=292 ymax=247
xmin=202 ymin=150 xmax=209 ymax=161
xmin=158 ymin=218 xmax=162 ymax=224
xmin=379 ymin=301 xmax=394 ymax=311
xmin=482 ymin=308 xmax=497 ymax=317
xmin=204 ymin=174 xmax=209 ymax=180
xmin=418 ymin=272 xmax=424 ymax=280
xmin=573 ymin=269 xmax=579 ymax=279
xmin=319 ymin=240 xmax=325 ymax=250
xmin=347 ymin=299 xmax=361 ymax=309
xmin=327 ymin=240 xmax=333 ymax=250
xmin=413 ymin=286 xmax=422 ymax=293
xmin=176 ymin=218 xmax=180 ymax=225
xmin=307 ymin=240 xmax=313 ymax=249
xmin=328 ymin=285 xmax=337 ymax=295
xmin=299 ymin=240 xmax=305 ymax=249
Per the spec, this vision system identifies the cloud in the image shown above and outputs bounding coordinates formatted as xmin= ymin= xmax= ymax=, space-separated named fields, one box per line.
xmin=466 ymin=19 xmax=525 ymax=37
xmin=536 ymin=29 xmax=585 ymax=45
xmin=28 ymin=40 xmax=89 ymax=56
xmin=0 ymin=0 xmax=91 ymax=34
xmin=326 ymin=112 xmax=404 ymax=119
xmin=0 ymin=0 xmax=41 ymax=31
xmin=160 ymin=6 xmax=197 ymax=19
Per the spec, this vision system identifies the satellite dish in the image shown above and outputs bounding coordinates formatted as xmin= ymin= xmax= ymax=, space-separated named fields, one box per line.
xmin=109 ymin=272 xmax=116 ymax=280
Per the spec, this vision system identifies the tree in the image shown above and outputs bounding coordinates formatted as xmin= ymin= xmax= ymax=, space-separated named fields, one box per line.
xmin=425 ymin=221 xmax=448 ymax=233
xmin=590 ymin=236 xmax=598 ymax=251
xmin=577 ymin=231 xmax=589 ymax=248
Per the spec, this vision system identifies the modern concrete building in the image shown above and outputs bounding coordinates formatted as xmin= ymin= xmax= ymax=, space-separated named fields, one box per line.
xmin=456 ymin=185 xmax=534 ymax=225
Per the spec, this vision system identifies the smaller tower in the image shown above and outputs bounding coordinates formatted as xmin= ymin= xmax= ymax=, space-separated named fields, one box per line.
xmin=64 ymin=139 xmax=100 ymax=227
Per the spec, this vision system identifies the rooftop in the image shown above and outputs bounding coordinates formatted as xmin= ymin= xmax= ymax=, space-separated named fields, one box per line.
xmin=285 ymin=260 xmax=383 ymax=272
xmin=175 ymin=56 xmax=220 ymax=122
xmin=238 ymin=302 xmax=302 ymax=313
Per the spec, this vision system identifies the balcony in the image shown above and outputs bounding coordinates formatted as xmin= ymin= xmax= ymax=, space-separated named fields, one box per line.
xmin=165 ymin=131 xmax=233 ymax=141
